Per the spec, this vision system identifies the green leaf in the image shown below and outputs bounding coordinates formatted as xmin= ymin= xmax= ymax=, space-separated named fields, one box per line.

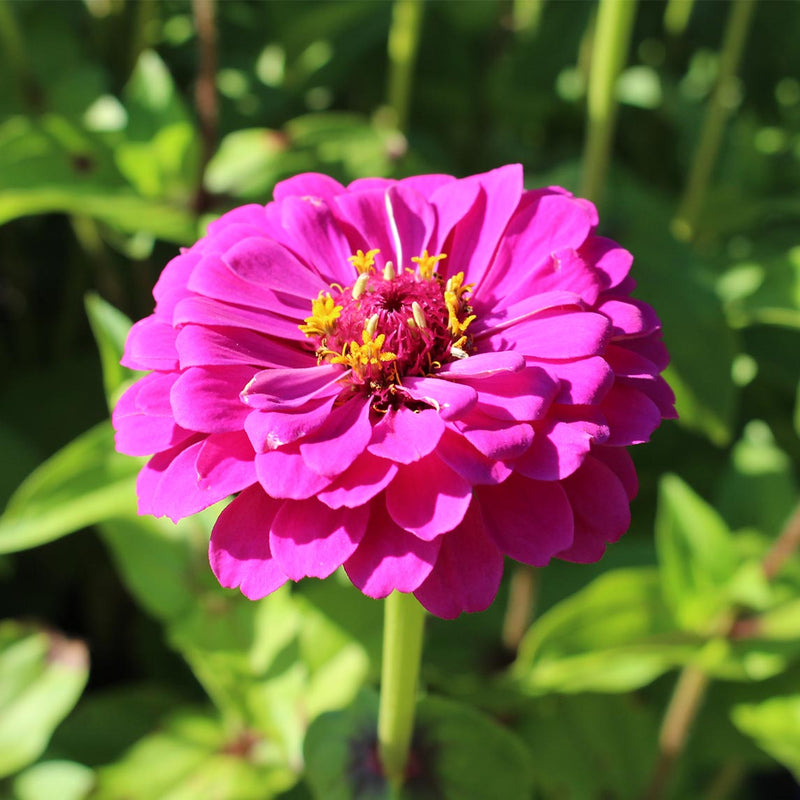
xmin=13 ymin=761 xmax=94 ymax=800
xmin=513 ymin=568 xmax=695 ymax=694
xmin=732 ymin=695 xmax=800 ymax=778
xmin=656 ymin=474 xmax=740 ymax=633
xmin=0 ymin=621 xmax=89 ymax=778
xmin=93 ymin=712 xmax=296 ymax=800
xmin=304 ymin=691 xmax=532 ymax=800
xmin=84 ymin=292 xmax=136 ymax=409
xmin=0 ymin=422 xmax=139 ymax=554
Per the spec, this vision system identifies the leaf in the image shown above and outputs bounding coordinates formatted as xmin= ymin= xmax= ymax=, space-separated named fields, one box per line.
xmin=84 ymin=292 xmax=137 ymax=409
xmin=656 ymin=474 xmax=740 ymax=633
xmin=303 ymin=690 xmax=532 ymax=800
xmin=732 ymin=695 xmax=800 ymax=778
xmin=13 ymin=761 xmax=94 ymax=800
xmin=0 ymin=422 xmax=139 ymax=554
xmin=513 ymin=568 xmax=695 ymax=694
xmin=0 ymin=621 xmax=89 ymax=779
xmin=93 ymin=712 xmax=296 ymax=800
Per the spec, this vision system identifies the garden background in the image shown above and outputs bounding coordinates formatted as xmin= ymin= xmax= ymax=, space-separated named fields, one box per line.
xmin=1 ymin=0 xmax=800 ymax=798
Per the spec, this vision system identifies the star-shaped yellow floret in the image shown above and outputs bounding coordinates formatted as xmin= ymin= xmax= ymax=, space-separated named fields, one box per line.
xmin=411 ymin=250 xmax=447 ymax=280
xmin=299 ymin=292 xmax=342 ymax=338
xmin=348 ymin=248 xmax=380 ymax=274
xmin=330 ymin=329 xmax=397 ymax=373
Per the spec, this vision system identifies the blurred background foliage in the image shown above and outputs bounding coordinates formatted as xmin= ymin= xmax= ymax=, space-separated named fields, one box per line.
xmin=1 ymin=0 xmax=800 ymax=798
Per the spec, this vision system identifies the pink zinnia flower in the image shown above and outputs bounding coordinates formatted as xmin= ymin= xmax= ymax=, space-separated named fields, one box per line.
xmin=113 ymin=165 xmax=675 ymax=619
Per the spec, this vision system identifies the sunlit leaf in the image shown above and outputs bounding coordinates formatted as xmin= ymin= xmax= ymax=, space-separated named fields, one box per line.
xmin=732 ymin=695 xmax=800 ymax=778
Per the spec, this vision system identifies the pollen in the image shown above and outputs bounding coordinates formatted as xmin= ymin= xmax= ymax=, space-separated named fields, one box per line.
xmin=298 ymin=292 xmax=342 ymax=338
xmin=411 ymin=250 xmax=447 ymax=280
xmin=348 ymin=248 xmax=380 ymax=274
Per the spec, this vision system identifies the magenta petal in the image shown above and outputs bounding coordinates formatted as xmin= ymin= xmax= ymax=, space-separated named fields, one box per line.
xmin=170 ymin=365 xmax=256 ymax=433
xmin=255 ymin=446 xmax=333 ymax=500
xmin=209 ymin=485 xmax=288 ymax=599
xmin=385 ymin=453 xmax=472 ymax=540
xmin=457 ymin=366 xmax=556 ymax=423
xmin=414 ymin=502 xmax=504 ymax=619
xmin=435 ymin=428 xmax=513 ymax=485
xmin=317 ymin=452 xmax=398 ymax=509
xmin=455 ymin=410 xmax=533 ymax=460
xmin=195 ymin=431 xmax=256 ymax=493
xmin=599 ymin=298 xmax=660 ymax=338
xmin=542 ymin=356 xmax=614 ymax=406
xmin=592 ymin=445 xmax=638 ymax=500
xmin=435 ymin=350 xmax=524 ymax=378
xmin=244 ymin=395 xmax=337 ymax=452
xmin=205 ymin=204 xmax=269 ymax=236
xmin=333 ymin=189 xmax=400 ymax=268
xmin=273 ymin=172 xmax=346 ymax=202
xmin=600 ymin=384 xmax=663 ymax=446
xmin=345 ymin=501 xmax=440 ymax=598
xmin=269 ymin=498 xmax=369 ymax=580
xmin=580 ymin=235 xmax=633 ymax=290
xmin=368 ymin=406 xmax=444 ymax=464
xmin=120 ymin=318 xmax=178 ymax=371
xmin=402 ymin=376 xmax=477 ymax=420
xmin=385 ymin=185 xmax=436 ymax=267
xmin=478 ymin=473 xmax=574 ymax=565
xmin=224 ymin=237 xmax=328 ymax=298
xmin=153 ymin=250 xmax=198 ymax=317
xmin=241 ymin=364 xmax=344 ymax=410
xmin=299 ymin=397 xmax=372 ymax=477
xmin=557 ymin=455 xmax=631 ymax=563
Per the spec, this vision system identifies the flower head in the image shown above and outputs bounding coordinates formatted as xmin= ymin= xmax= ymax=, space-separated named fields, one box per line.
xmin=113 ymin=166 xmax=676 ymax=619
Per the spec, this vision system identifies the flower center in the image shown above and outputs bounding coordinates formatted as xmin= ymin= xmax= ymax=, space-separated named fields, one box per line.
xmin=300 ymin=249 xmax=476 ymax=399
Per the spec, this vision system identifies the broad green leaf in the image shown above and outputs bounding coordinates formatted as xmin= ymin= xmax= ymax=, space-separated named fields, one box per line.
xmin=0 ymin=621 xmax=89 ymax=778
xmin=0 ymin=422 xmax=139 ymax=554
xmin=93 ymin=712 xmax=296 ymax=800
xmin=732 ymin=695 xmax=800 ymax=778
xmin=13 ymin=761 xmax=93 ymax=800
xmin=304 ymin=690 xmax=532 ymax=800
xmin=84 ymin=292 xmax=136 ymax=409
xmin=656 ymin=474 xmax=740 ymax=633
xmin=514 ymin=694 xmax=657 ymax=800
xmin=513 ymin=568 xmax=696 ymax=694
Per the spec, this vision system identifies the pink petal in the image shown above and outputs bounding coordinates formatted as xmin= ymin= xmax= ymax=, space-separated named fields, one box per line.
xmin=477 ymin=473 xmax=574 ymax=565
xmin=333 ymin=189 xmax=400 ymax=269
xmin=398 ymin=174 xmax=455 ymax=195
xmin=475 ymin=289 xmax=585 ymax=336
xmin=205 ymin=204 xmax=269 ymax=236
xmin=367 ymin=406 xmax=445 ymax=464
xmin=208 ymin=485 xmax=288 ymax=599
xmin=385 ymin=185 xmax=436 ymax=268
xmin=457 ymin=366 xmax=556 ymax=423
xmin=413 ymin=502 xmax=504 ymax=619
xmin=153 ymin=250 xmax=199 ymax=317
xmin=269 ymin=498 xmax=369 ymax=580
xmin=385 ymin=453 xmax=472 ymax=540
xmin=428 ymin=178 xmax=481 ymax=255
xmin=592 ymin=445 xmax=638 ymax=501
xmin=539 ymin=356 xmax=614 ymax=406
xmin=176 ymin=325 xmax=313 ymax=370
xmin=298 ymin=397 xmax=373 ymax=477
xmin=170 ymin=365 xmax=256 ymax=433
xmin=435 ymin=350 xmax=524 ymax=378
xmin=599 ymin=298 xmax=660 ymax=338
xmin=317 ymin=451 xmax=398 ymax=509
xmin=241 ymin=364 xmax=344 ymax=410
xmin=120 ymin=318 xmax=178 ymax=371
xmin=344 ymin=502 xmax=441 ymax=597
xmin=255 ymin=446 xmax=333 ymax=500
xmin=557 ymin=455 xmax=631 ymax=563
xmin=195 ymin=430 xmax=256 ymax=493
xmin=402 ymin=376 xmax=477 ymax=420
xmin=435 ymin=428 xmax=513 ymax=485
xmin=454 ymin=410 xmax=533 ymax=460
xmin=600 ymin=383 xmax=663 ymax=446
xmin=580 ymin=235 xmax=633 ymax=290
xmin=273 ymin=172 xmax=346 ymax=202
xmin=244 ymin=395 xmax=337 ymax=452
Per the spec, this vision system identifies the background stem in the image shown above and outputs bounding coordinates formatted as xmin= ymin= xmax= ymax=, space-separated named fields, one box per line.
xmin=377 ymin=591 xmax=427 ymax=788
xmin=386 ymin=0 xmax=425 ymax=134
xmin=579 ymin=0 xmax=638 ymax=205
xmin=191 ymin=0 xmax=218 ymax=212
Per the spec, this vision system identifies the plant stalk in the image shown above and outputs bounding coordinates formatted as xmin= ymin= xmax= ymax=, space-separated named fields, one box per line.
xmin=502 ymin=565 xmax=540 ymax=651
xmin=191 ymin=0 xmax=218 ymax=213
xmin=386 ymin=0 xmax=425 ymax=134
xmin=377 ymin=591 xmax=427 ymax=789
xmin=579 ymin=0 xmax=638 ymax=205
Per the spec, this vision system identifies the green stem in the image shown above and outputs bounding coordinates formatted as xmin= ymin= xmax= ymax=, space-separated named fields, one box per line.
xmin=386 ymin=0 xmax=425 ymax=134
xmin=579 ymin=0 xmax=638 ymax=205
xmin=672 ymin=0 xmax=756 ymax=241
xmin=378 ymin=591 xmax=427 ymax=789
xmin=501 ymin=565 xmax=540 ymax=652
xmin=663 ymin=0 xmax=695 ymax=37
xmin=512 ymin=0 xmax=545 ymax=36
xmin=0 ymin=0 xmax=42 ymax=112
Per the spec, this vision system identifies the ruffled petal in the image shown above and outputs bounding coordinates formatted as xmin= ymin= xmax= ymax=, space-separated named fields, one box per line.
xmin=435 ymin=428 xmax=514 ymax=485
xmin=402 ymin=376 xmax=477 ymax=420
xmin=317 ymin=451 xmax=398 ymax=509
xmin=209 ymin=485 xmax=288 ymax=599
xmin=244 ymin=395 xmax=337 ymax=452
xmin=195 ymin=430 xmax=256 ymax=494
xmin=273 ymin=172 xmax=346 ymax=202
xmin=269 ymin=498 xmax=370 ymax=580
xmin=255 ymin=446 xmax=333 ymax=499
xmin=414 ymin=502 xmax=504 ymax=619
xmin=170 ymin=365 xmax=256 ymax=433
xmin=121 ymin=318 xmax=178 ymax=371
xmin=368 ymin=406 xmax=445 ymax=464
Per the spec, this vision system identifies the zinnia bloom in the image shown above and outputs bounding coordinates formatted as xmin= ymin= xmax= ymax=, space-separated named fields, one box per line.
xmin=113 ymin=165 xmax=675 ymax=619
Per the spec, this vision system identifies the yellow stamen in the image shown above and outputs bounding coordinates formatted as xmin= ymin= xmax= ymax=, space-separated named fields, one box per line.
xmin=411 ymin=301 xmax=427 ymax=330
xmin=352 ymin=272 xmax=369 ymax=300
xmin=444 ymin=271 xmax=476 ymax=340
xmin=411 ymin=250 xmax=447 ymax=280
xmin=331 ymin=328 xmax=397 ymax=373
xmin=299 ymin=291 xmax=342 ymax=338
xmin=348 ymin=248 xmax=380 ymax=274
xmin=383 ymin=260 xmax=396 ymax=281
xmin=365 ymin=312 xmax=380 ymax=339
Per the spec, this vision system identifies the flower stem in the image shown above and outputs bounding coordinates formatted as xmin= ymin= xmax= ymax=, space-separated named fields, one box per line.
xmin=378 ymin=590 xmax=427 ymax=789
xmin=191 ymin=0 xmax=218 ymax=213
xmin=386 ymin=0 xmax=425 ymax=134
xmin=663 ymin=0 xmax=695 ymax=37
xmin=672 ymin=0 xmax=756 ymax=241
xmin=502 ymin=565 xmax=540 ymax=652
xmin=579 ymin=0 xmax=639 ymax=205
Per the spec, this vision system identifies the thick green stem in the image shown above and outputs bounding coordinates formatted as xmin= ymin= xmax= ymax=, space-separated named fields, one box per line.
xmin=512 ymin=0 xmax=545 ymax=36
xmin=386 ymin=0 xmax=425 ymax=133
xmin=672 ymin=0 xmax=756 ymax=241
xmin=579 ymin=0 xmax=638 ymax=205
xmin=502 ymin=565 xmax=540 ymax=652
xmin=663 ymin=0 xmax=695 ymax=37
xmin=378 ymin=591 xmax=427 ymax=789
